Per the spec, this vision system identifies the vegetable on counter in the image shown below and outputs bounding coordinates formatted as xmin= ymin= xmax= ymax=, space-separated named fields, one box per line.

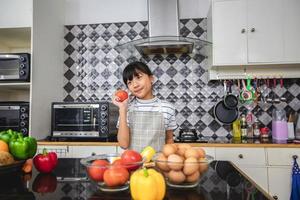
xmin=0 ymin=129 xmax=18 ymax=144
xmin=33 ymin=148 xmax=58 ymax=173
xmin=130 ymin=168 xmax=166 ymax=200
xmin=22 ymin=158 xmax=33 ymax=173
xmin=9 ymin=134 xmax=37 ymax=160
xmin=140 ymin=146 xmax=156 ymax=163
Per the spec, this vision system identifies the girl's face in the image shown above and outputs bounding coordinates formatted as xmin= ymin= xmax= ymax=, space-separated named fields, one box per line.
xmin=127 ymin=71 xmax=154 ymax=100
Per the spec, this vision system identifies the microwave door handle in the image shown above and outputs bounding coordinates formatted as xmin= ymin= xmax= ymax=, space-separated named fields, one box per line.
xmin=0 ymin=55 xmax=20 ymax=59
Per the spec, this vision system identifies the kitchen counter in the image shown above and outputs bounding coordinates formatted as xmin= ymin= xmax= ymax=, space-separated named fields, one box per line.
xmin=0 ymin=159 xmax=273 ymax=200
xmin=37 ymin=137 xmax=300 ymax=148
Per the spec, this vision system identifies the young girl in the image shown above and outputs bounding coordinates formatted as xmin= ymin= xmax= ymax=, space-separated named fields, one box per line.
xmin=112 ymin=61 xmax=178 ymax=152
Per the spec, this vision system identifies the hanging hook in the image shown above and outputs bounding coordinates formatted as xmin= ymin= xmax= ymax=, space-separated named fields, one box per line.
xmin=293 ymin=155 xmax=298 ymax=159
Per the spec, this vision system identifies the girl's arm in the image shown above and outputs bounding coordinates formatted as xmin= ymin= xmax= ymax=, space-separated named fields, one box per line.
xmin=166 ymin=130 xmax=174 ymax=144
xmin=117 ymin=107 xmax=130 ymax=148
xmin=112 ymin=96 xmax=130 ymax=148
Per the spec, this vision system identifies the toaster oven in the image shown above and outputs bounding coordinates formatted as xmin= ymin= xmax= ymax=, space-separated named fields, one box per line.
xmin=51 ymin=102 xmax=119 ymax=139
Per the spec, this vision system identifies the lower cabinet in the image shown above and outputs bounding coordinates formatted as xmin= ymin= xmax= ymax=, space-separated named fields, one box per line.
xmin=37 ymin=145 xmax=71 ymax=158
xmin=268 ymin=166 xmax=291 ymax=200
xmin=71 ymin=146 xmax=117 ymax=158
xmin=37 ymin=145 xmax=118 ymax=158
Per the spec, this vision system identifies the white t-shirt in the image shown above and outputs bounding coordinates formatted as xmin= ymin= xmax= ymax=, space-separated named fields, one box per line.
xmin=117 ymin=96 xmax=178 ymax=131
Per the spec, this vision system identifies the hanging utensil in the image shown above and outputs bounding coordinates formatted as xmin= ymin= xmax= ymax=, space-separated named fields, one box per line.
xmin=280 ymin=77 xmax=287 ymax=102
xmin=273 ymin=78 xmax=280 ymax=104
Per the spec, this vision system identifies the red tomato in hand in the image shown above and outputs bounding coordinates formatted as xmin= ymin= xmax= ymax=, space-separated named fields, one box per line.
xmin=87 ymin=159 xmax=109 ymax=181
xmin=115 ymin=90 xmax=128 ymax=102
xmin=121 ymin=150 xmax=143 ymax=171
xmin=103 ymin=166 xmax=129 ymax=187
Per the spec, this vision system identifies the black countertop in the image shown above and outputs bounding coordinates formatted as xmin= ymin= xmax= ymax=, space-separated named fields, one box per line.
xmin=0 ymin=159 xmax=273 ymax=200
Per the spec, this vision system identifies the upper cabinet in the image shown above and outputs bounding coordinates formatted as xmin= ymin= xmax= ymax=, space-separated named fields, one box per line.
xmin=210 ymin=0 xmax=300 ymax=67
xmin=0 ymin=0 xmax=32 ymax=28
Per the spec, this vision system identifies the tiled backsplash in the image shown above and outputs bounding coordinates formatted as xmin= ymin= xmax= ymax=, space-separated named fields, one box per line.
xmin=64 ymin=18 xmax=300 ymax=138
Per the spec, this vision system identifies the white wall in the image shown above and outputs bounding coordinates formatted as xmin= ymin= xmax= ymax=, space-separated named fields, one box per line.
xmin=65 ymin=0 xmax=211 ymax=25
xmin=0 ymin=0 xmax=32 ymax=28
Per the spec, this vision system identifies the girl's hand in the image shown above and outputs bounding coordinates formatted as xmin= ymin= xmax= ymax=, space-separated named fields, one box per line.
xmin=112 ymin=94 xmax=129 ymax=111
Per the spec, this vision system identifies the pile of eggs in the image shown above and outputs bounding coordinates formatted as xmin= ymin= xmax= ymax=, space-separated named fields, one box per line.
xmin=155 ymin=143 xmax=209 ymax=185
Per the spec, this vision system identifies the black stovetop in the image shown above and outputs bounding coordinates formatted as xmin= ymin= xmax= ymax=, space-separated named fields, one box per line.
xmin=0 ymin=158 xmax=272 ymax=200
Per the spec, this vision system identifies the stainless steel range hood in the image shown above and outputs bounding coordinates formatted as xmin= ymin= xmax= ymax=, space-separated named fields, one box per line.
xmin=116 ymin=0 xmax=211 ymax=56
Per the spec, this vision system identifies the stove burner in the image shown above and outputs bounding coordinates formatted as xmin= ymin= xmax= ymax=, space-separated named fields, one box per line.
xmin=176 ymin=129 xmax=198 ymax=142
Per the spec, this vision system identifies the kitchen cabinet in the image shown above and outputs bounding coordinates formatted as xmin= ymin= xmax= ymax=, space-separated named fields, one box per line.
xmin=0 ymin=0 xmax=65 ymax=139
xmin=266 ymin=148 xmax=300 ymax=200
xmin=37 ymin=145 xmax=71 ymax=158
xmin=209 ymin=0 xmax=300 ymax=79
xmin=212 ymin=0 xmax=283 ymax=65
xmin=215 ymin=147 xmax=268 ymax=191
xmin=71 ymin=146 xmax=117 ymax=158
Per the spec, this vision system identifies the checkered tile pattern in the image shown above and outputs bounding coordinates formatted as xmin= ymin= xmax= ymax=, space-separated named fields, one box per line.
xmin=64 ymin=18 xmax=300 ymax=138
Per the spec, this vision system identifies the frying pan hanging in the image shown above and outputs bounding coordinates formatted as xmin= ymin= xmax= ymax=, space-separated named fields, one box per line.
xmin=214 ymin=101 xmax=238 ymax=124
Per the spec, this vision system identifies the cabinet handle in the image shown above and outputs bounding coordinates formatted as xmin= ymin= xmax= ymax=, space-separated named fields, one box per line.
xmin=293 ymin=155 xmax=298 ymax=159
xmin=91 ymin=152 xmax=96 ymax=156
xmin=241 ymin=28 xmax=246 ymax=33
xmin=273 ymin=195 xmax=278 ymax=200
xmin=251 ymin=28 xmax=255 ymax=32
xmin=238 ymin=154 xmax=244 ymax=159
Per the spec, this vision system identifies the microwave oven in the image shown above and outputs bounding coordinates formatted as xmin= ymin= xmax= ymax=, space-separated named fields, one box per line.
xmin=0 ymin=53 xmax=30 ymax=82
xmin=51 ymin=102 xmax=119 ymax=139
xmin=0 ymin=101 xmax=30 ymax=136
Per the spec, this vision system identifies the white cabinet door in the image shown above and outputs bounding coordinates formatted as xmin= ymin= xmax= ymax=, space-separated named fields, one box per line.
xmin=71 ymin=146 xmax=117 ymax=158
xmin=37 ymin=145 xmax=71 ymax=158
xmin=268 ymin=167 xmax=292 ymax=200
xmin=212 ymin=0 xmax=248 ymax=65
xmin=283 ymin=0 xmax=300 ymax=62
xmin=247 ymin=0 xmax=284 ymax=63
xmin=239 ymin=166 xmax=268 ymax=193
xmin=267 ymin=148 xmax=300 ymax=166
xmin=0 ymin=0 xmax=32 ymax=28
xmin=215 ymin=147 xmax=266 ymax=166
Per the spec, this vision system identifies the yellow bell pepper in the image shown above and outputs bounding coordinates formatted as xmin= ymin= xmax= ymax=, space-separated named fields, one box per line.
xmin=130 ymin=168 xmax=166 ymax=200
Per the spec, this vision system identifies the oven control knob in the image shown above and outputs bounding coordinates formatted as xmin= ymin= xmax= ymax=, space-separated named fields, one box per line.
xmin=100 ymin=112 xmax=107 ymax=118
xmin=101 ymin=120 xmax=107 ymax=126
xmin=20 ymin=107 xmax=27 ymax=112
xmin=21 ymin=128 xmax=28 ymax=134
xmin=20 ymin=70 xmax=26 ymax=76
xmin=20 ymin=56 xmax=25 ymax=62
xmin=20 ymin=113 xmax=28 ymax=120
xmin=101 ymin=127 xmax=108 ymax=133
xmin=20 ymin=121 xmax=26 ymax=127
xmin=101 ymin=105 xmax=108 ymax=111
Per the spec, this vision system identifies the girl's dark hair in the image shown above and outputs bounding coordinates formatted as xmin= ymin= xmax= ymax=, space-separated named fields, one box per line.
xmin=122 ymin=61 xmax=153 ymax=85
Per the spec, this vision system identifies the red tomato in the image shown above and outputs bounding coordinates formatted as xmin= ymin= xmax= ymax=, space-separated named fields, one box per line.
xmin=115 ymin=90 xmax=128 ymax=102
xmin=121 ymin=150 xmax=143 ymax=171
xmin=103 ymin=166 xmax=129 ymax=187
xmin=112 ymin=159 xmax=123 ymax=166
xmin=87 ymin=159 xmax=109 ymax=181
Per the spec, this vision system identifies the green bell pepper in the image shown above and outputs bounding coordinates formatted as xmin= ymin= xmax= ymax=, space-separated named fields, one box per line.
xmin=24 ymin=136 xmax=37 ymax=158
xmin=0 ymin=129 xmax=17 ymax=143
xmin=9 ymin=134 xmax=37 ymax=160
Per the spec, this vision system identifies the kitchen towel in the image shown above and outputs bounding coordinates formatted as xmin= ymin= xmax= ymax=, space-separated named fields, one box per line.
xmin=290 ymin=156 xmax=300 ymax=200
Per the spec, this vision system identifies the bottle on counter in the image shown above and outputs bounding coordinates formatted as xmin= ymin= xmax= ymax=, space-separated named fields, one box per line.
xmin=253 ymin=119 xmax=261 ymax=138
xmin=240 ymin=114 xmax=248 ymax=139
xmin=246 ymin=111 xmax=254 ymax=138
xmin=232 ymin=119 xmax=241 ymax=138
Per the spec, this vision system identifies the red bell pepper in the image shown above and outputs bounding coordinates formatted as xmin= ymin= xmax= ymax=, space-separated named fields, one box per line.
xmin=32 ymin=173 xmax=57 ymax=193
xmin=33 ymin=148 xmax=58 ymax=173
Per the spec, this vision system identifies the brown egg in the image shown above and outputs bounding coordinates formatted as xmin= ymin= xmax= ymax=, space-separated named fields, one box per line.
xmin=183 ymin=157 xmax=199 ymax=175
xmin=168 ymin=170 xmax=186 ymax=184
xmin=184 ymin=148 xmax=200 ymax=159
xmin=198 ymin=157 xmax=209 ymax=173
xmin=162 ymin=144 xmax=177 ymax=157
xmin=186 ymin=171 xmax=200 ymax=183
xmin=197 ymin=148 xmax=206 ymax=158
xmin=167 ymin=154 xmax=184 ymax=171
xmin=156 ymin=153 xmax=170 ymax=172
xmin=176 ymin=147 xmax=187 ymax=157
